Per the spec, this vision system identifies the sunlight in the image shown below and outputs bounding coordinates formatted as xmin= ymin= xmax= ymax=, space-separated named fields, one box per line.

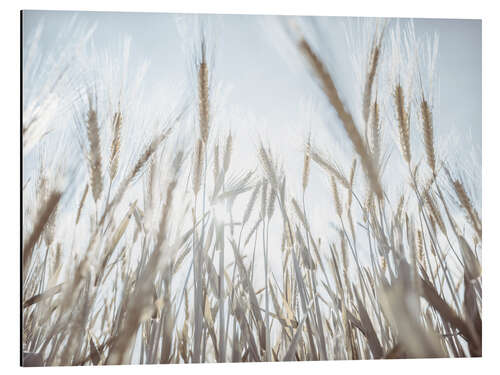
xmin=212 ymin=199 xmax=230 ymax=224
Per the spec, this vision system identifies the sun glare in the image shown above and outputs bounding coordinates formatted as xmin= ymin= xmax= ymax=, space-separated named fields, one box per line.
xmin=212 ymin=199 xmax=230 ymax=224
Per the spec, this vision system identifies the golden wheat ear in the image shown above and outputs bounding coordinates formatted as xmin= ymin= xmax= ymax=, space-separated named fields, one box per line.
xmin=109 ymin=109 xmax=123 ymax=182
xmin=394 ymin=84 xmax=411 ymax=165
xmin=420 ymin=96 xmax=436 ymax=174
xmin=198 ymin=39 xmax=210 ymax=144
xmin=192 ymin=138 xmax=204 ymax=196
xmin=86 ymin=95 xmax=103 ymax=202
xmin=362 ymin=38 xmax=381 ymax=124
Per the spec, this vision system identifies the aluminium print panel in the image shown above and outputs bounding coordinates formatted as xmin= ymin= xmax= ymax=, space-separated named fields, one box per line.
xmin=21 ymin=10 xmax=481 ymax=366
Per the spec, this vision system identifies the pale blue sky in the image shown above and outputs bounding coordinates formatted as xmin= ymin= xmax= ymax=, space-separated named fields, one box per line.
xmin=22 ymin=11 xmax=481 ymax=146
xmin=22 ymin=11 xmax=482 ymax=241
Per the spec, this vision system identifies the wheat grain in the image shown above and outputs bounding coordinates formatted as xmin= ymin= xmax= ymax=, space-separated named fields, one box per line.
xmin=420 ymin=98 xmax=436 ymax=173
xmin=198 ymin=40 xmax=210 ymax=144
xmin=86 ymin=97 xmax=103 ymax=202
xmin=394 ymin=84 xmax=411 ymax=164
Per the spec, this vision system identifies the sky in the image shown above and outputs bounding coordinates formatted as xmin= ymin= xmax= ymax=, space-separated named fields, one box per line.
xmin=22 ymin=9 xmax=482 ymax=232
xmin=21 ymin=10 xmax=482 ymax=284
xmin=22 ymin=11 xmax=481 ymax=147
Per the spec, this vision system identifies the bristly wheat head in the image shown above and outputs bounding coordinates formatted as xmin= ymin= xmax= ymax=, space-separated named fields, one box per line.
xmin=363 ymin=40 xmax=380 ymax=124
xmin=258 ymin=144 xmax=278 ymax=190
xmin=417 ymin=230 xmax=425 ymax=267
xmin=330 ymin=176 xmax=343 ymax=218
xmin=420 ymin=97 xmax=436 ymax=174
xmin=105 ymin=129 xmax=171 ymax=222
xmin=260 ymin=179 xmax=268 ymax=219
xmin=242 ymin=182 xmax=261 ymax=224
xmin=192 ymin=138 xmax=204 ymax=196
xmin=424 ymin=192 xmax=447 ymax=235
xmin=309 ymin=149 xmax=349 ymax=188
xmin=453 ymin=179 xmax=482 ymax=239
xmin=370 ymin=99 xmax=381 ymax=167
xmin=86 ymin=96 xmax=103 ymax=202
xmin=198 ymin=40 xmax=210 ymax=144
xmin=394 ymin=84 xmax=411 ymax=165
xmin=267 ymin=185 xmax=277 ymax=219
xmin=129 ymin=132 xmax=169 ymax=183
xmin=109 ymin=110 xmax=123 ymax=181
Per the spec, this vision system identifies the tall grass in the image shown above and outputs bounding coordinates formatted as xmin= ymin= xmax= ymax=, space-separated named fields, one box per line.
xmin=22 ymin=17 xmax=481 ymax=366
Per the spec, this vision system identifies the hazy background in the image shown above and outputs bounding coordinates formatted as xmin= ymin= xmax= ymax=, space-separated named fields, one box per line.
xmin=22 ymin=10 xmax=482 ymax=271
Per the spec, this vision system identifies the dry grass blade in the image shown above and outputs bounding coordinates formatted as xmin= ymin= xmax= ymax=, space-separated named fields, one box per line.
xmin=23 ymin=283 xmax=64 ymax=308
xmin=353 ymin=286 xmax=383 ymax=359
xmin=458 ymin=236 xmax=481 ymax=280
xmin=282 ymin=299 xmax=314 ymax=361
xmin=89 ymin=337 xmax=101 ymax=365
xmin=419 ymin=276 xmax=479 ymax=350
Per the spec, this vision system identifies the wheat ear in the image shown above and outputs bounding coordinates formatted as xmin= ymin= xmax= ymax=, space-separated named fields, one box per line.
xmin=394 ymin=84 xmax=411 ymax=164
xmin=421 ymin=97 xmax=436 ymax=173
xmin=86 ymin=96 xmax=103 ymax=202
xmin=198 ymin=40 xmax=210 ymax=144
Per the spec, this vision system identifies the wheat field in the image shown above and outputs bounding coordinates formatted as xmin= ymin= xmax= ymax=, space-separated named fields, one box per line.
xmin=21 ymin=14 xmax=482 ymax=366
